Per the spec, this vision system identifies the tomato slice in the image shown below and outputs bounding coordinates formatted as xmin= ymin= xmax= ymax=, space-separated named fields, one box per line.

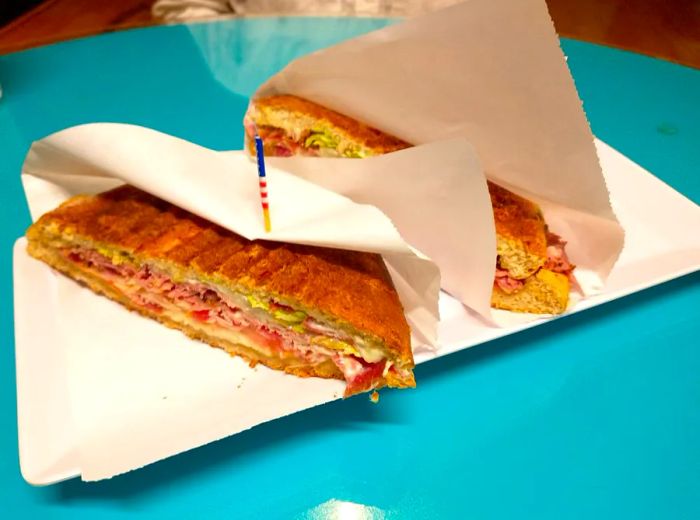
xmin=191 ymin=310 xmax=210 ymax=322
xmin=344 ymin=358 xmax=387 ymax=397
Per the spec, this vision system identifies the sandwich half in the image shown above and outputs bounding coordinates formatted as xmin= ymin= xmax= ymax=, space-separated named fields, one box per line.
xmin=245 ymin=94 xmax=411 ymax=158
xmin=26 ymin=185 xmax=415 ymax=396
xmin=488 ymin=181 xmax=574 ymax=314
xmin=245 ymin=94 xmax=576 ymax=314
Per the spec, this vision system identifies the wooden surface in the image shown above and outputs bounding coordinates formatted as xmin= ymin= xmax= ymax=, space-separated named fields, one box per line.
xmin=0 ymin=0 xmax=699 ymax=68
xmin=0 ymin=0 xmax=153 ymax=54
xmin=547 ymin=0 xmax=700 ymax=68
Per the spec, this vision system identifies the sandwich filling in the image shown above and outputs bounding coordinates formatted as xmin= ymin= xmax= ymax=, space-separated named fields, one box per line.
xmin=494 ymin=231 xmax=575 ymax=294
xmin=62 ymin=245 xmax=409 ymax=396
xmin=245 ymin=117 xmax=372 ymax=158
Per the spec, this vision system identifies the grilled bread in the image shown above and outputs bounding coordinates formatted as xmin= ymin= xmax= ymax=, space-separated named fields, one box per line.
xmin=246 ymin=95 xmax=576 ymax=314
xmin=491 ymin=268 xmax=569 ymax=315
xmin=26 ymin=185 xmax=415 ymax=396
xmin=245 ymin=95 xmax=411 ymax=158
xmin=488 ymin=181 xmax=571 ymax=314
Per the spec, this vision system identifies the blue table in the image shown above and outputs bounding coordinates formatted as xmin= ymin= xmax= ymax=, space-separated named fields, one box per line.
xmin=1 ymin=17 xmax=699 ymax=519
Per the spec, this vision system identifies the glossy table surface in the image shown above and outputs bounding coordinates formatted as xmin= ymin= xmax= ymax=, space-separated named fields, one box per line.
xmin=1 ymin=17 xmax=699 ymax=519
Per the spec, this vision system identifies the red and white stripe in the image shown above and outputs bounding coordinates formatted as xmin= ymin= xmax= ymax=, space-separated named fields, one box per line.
xmin=259 ymin=179 xmax=269 ymax=209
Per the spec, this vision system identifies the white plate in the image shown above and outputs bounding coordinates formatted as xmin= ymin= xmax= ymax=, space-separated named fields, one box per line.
xmin=14 ymin=140 xmax=700 ymax=484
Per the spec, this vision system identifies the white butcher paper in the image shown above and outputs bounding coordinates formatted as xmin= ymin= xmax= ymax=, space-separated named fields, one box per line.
xmin=252 ymin=0 xmax=625 ymax=326
xmin=19 ymin=123 xmax=489 ymax=479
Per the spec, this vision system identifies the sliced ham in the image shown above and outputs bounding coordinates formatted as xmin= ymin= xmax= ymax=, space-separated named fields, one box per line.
xmin=63 ymin=247 xmax=392 ymax=391
xmin=544 ymin=231 xmax=575 ymax=278
xmin=494 ymin=231 xmax=577 ymax=293
xmin=245 ymin=122 xmax=320 ymax=157
xmin=303 ymin=317 xmax=349 ymax=341
xmin=494 ymin=267 xmax=525 ymax=294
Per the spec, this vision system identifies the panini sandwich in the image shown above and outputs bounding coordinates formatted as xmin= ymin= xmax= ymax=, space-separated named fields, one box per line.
xmin=26 ymin=185 xmax=415 ymax=396
xmin=245 ymin=94 xmax=577 ymax=314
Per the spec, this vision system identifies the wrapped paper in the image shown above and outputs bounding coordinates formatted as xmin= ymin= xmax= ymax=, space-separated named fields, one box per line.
xmin=19 ymin=122 xmax=491 ymax=479
xmin=250 ymin=139 xmax=498 ymax=319
xmin=252 ymin=0 xmax=625 ymax=323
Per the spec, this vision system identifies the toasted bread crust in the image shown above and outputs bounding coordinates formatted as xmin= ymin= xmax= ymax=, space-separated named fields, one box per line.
xmin=491 ymin=269 xmax=569 ymax=314
xmin=26 ymin=185 xmax=413 ymax=367
xmin=488 ymin=181 xmax=547 ymax=258
xmin=488 ymin=181 xmax=548 ymax=279
xmin=252 ymin=95 xmax=411 ymax=154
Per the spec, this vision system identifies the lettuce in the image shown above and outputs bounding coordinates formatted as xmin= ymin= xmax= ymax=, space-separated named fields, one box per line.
xmin=305 ymin=131 xmax=338 ymax=149
xmin=304 ymin=130 xmax=368 ymax=158
xmin=246 ymin=294 xmax=269 ymax=311
xmin=342 ymin=148 xmax=368 ymax=158
xmin=272 ymin=307 xmax=307 ymax=325
xmin=247 ymin=294 xmax=307 ymax=326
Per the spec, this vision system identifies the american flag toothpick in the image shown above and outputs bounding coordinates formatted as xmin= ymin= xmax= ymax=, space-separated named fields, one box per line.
xmin=253 ymin=131 xmax=271 ymax=233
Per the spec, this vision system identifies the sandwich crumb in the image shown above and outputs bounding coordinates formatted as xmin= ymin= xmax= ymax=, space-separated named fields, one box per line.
xmin=369 ymin=391 xmax=379 ymax=404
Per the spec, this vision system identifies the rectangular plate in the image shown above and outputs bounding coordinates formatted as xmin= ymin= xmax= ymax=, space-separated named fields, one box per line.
xmin=14 ymin=140 xmax=700 ymax=484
